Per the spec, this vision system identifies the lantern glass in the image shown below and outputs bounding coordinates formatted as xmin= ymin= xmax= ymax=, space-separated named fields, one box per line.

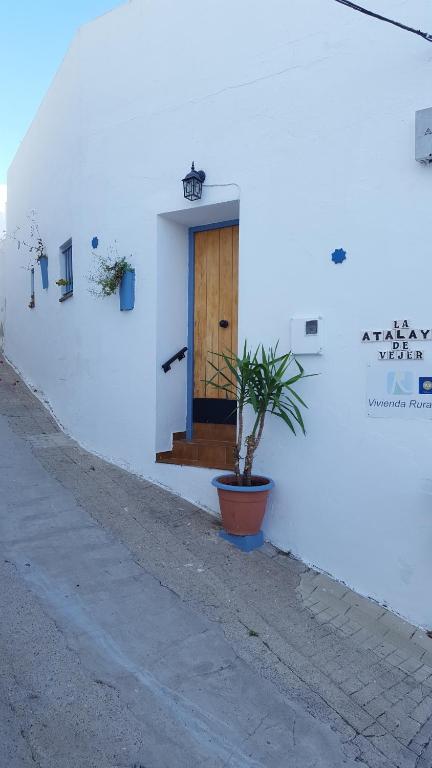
xmin=182 ymin=163 xmax=205 ymax=201
xmin=183 ymin=177 xmax=201 ymax=201
xmin=192 ymin=178 xmax=201 ymax=200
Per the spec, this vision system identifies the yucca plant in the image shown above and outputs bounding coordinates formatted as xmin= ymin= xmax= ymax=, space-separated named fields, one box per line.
xmin=207 ymin=342 xmax=308 ymax=486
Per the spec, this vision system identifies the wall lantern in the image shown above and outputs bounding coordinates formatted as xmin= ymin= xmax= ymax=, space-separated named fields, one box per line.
xmin=182 ymin=162 xmax=206 ymax=201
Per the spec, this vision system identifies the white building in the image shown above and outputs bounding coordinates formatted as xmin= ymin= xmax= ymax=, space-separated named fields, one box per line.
xmin=0 ymin=186 xmax=6 ymax=234
xmin=3 ymin=0 xmax=432 ymax=627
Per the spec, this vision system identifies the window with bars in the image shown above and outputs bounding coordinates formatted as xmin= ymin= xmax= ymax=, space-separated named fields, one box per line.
xmin=59 ymin=240 xmax=73 ymax=300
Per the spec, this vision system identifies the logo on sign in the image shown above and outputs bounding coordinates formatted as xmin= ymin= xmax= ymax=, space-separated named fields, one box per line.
xmin=368 ymin=369 xmax=432 ymax=419
xmin=387 ymin=372 xmax=413 ymax=395
xmin=419 ymin=377 xmax=432 ymax=394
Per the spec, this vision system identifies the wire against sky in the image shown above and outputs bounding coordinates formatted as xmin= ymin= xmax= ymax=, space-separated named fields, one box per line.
xmin=334 ymin=0 xmax=432 ymax=42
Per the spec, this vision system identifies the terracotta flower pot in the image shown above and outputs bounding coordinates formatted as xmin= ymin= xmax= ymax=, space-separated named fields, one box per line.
xmin=211 ymin=475 xmax=274 ymax=535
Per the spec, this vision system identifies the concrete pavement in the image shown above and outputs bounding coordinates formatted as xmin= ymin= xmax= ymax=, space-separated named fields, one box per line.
xmin=0 ymin=356 xmax=431 ymax=767
xmin=0 ymin=380 xmax=362 ymax=766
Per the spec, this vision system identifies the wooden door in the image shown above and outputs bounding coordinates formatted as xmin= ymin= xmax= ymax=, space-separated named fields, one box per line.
xmin=193 ymin=224 xmax=238 ymax=424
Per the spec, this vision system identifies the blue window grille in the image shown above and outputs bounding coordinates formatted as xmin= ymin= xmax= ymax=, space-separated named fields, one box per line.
xmin=61 ymin=240 xmax=73 ymax=296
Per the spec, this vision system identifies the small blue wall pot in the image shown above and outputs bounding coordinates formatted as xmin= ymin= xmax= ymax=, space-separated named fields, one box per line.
xmin=119 ymin=268 xmax=135 ymax=311
xmin=39 ymin=256 xmax=48 ymax=289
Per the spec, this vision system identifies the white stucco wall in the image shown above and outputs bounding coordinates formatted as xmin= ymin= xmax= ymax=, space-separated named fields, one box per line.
xmin=3 ymin=0 xmax=432 ymax=626
xmin=0 ymin=186 xmax=7 ymax=234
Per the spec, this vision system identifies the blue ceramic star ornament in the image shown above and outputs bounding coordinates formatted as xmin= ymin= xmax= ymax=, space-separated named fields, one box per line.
xmin=331 ymin=248 xmax=346 ymax=265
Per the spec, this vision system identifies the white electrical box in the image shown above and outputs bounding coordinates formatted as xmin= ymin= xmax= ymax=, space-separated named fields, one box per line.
xmin=290 ymin=317 xmax=323 ymax=355
xmin=415 ymin=108 xmax=432 ymax=164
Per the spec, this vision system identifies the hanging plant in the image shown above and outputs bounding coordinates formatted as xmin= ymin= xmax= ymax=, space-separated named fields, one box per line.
xmin=89 ymin=242 xmax=135 ymax=310
xmin=8 ymin=211 xmax=48 ymax=288
xmin=9 ymin=210 xmax=47 ymax=263
xmin=89 ymin=243 xmax=132 ymax=296
xmin=94 ymin=256 xmax=132 ymax=296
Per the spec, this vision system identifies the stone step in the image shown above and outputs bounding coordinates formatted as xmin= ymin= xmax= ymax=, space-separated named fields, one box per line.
xmin=156 ymin=424 xmax=236 ymax=470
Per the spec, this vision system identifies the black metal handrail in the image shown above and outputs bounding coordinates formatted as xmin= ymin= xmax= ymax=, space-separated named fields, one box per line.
xmin=162 ymin=347 xmax=188 ymax=373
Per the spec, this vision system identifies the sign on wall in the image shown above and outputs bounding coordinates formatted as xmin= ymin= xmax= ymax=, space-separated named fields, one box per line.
xmin=362 ymin=320 xmax=432 ymax=360
xmin=367 ymin=367 xmax=432 ymax=419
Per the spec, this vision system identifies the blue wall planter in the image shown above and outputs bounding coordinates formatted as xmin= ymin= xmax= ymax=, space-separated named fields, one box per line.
xmin=39 ymin=256 xmax=49 ymax=289
xmin=119 ymin=269 xmax=135 ymax=311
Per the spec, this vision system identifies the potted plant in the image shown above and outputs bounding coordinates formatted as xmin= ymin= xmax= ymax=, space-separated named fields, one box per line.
xmin=89 ymin=244 xmax=135 ymax=311
xmin=30 ymin=220 xmax=49 ymax=289
xmin=208 ymin=343 xmax=309 ymax=535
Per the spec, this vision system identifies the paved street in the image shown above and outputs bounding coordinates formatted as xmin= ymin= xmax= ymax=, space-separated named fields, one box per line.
xmin=0 ymin=358 xmax=432 ymax=767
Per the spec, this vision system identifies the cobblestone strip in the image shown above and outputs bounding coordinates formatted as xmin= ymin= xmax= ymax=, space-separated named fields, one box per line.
xmin=297 ymin=569 xmax=432 ymax=766
xmin=298 ymin=570 xmax=432 ymax=672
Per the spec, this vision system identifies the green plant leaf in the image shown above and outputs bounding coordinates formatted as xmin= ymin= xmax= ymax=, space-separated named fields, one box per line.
xmin=205 ymin=341 xmax=313 ymax=477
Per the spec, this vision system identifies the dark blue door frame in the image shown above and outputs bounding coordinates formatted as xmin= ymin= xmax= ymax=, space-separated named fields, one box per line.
xmin=186 ymin=219 xmax=239 ymax=441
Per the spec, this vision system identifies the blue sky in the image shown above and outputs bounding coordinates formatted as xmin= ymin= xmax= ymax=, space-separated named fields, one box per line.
xmin=0 ymin=0 xmax=120 ymax=186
